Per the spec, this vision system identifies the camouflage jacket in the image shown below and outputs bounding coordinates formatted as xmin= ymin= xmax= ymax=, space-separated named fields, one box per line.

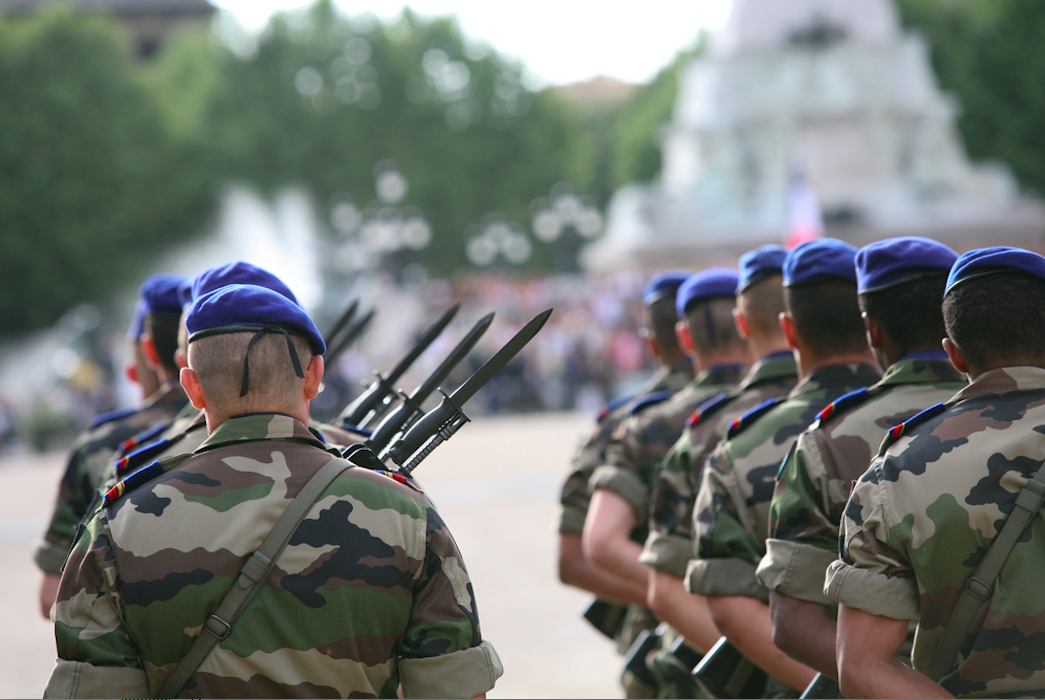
xmin=558 ymin=362 xmax=695 ymax=535
xmin=825 ymin=366 xmax=1045 ymax=698
xmin=642 ymin=352 xmax=798 ymax=578
xmin=590 ymin=363 xmax=749 ymax=539
xmin=46 ymin=413 xmax=501 ymax=699
xmin=33 ymin=381 xmax=188 ymax=573
xmin=687 ymin=363 xmax=881 ymax=600
xmin=758 ymin=355 xmax=965 ymax=605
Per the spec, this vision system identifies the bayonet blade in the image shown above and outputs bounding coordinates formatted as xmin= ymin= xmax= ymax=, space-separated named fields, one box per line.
xmin=323 ymin=299 xmax=358 ymax=347
xmin=326 ymin=308 xmax=375 ymax=364
xmin=384 ymin=302 xmax=460 ymax=387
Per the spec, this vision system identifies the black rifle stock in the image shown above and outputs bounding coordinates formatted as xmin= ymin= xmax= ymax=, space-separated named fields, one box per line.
xmin=367 ymin=311 xmax=494 ymax=454
xmin=622 ymin=623 xmax=665 ymax=691
xmin=580 ymin=598 xmax=627 ymax=640
xmin=691 ymin=636 xmax=768 ymax=699
xmin=338 ymin=303 xmax=460 ymax=429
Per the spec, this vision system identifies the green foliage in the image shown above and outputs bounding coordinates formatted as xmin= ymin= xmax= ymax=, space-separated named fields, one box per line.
xmin=896 ymin=0 xmax=1045 ymax=196
xmin=0 ymin=8 xmax=214 ymax=335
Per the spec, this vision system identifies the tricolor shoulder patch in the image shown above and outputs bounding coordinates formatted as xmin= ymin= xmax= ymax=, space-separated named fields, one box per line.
xmin=103 ymin=453 xmax=192 ymax=507
xmin=118 ymin=422 xmax=166 ymax=455
xmin=726 ymin=396 xmax=785 ymax=439
xmin=687 ymin=391 xmax=732 ymax=429
xmin=812 ymin=388 xmax=873 ymax=429
xmin=89 ymin=406 xmax=137 ymax=429
xmin=597 ymin=393 xmax=634 ymax=422
xmin=114 ymin=438 xmax=171 ymax=479
xmin=629 ymin=390 xmax=672 ymax=416
xmin=880 ymin=402 xmax=947 ymax=452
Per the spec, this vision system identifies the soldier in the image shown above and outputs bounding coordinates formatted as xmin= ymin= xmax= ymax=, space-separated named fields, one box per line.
xmin=756 ymin=237 xmax=965 ymax=682
xmin=45 ymin=283 xmax=502 ymax=698
xmin=34 ymin=274 xmax=189 ymax=619
xmin=643 ymin=246 xmax=798 ymax=658
xmin=688 ymin=238 xmax=881 ymax=693
xmin=558 ymin=272 xmax=694 ymax=620
xmin=583 ymin=269 xmax=751 ymax=693
xmin=826 ymin=247 xmax=1045 ymax=698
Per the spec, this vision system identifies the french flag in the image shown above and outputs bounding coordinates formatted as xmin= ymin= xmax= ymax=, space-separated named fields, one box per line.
xmin=785 ymin=168 xmax=823 ymax=248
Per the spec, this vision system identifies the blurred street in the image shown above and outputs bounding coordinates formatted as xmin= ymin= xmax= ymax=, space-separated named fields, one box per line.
xmin=0 ymin=410 xmax=622 ymax=699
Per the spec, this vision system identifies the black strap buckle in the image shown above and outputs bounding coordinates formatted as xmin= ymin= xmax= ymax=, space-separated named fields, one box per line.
xmin=205 ymin=614 xmax=232 ymax=640
xmin=966 ymin=576 xmax=992 ymax=601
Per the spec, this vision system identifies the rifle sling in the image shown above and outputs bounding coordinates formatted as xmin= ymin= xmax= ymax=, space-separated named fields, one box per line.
xmin=156 ymin=455 xmax=354 ymax=698
xmin=927 ymin=468 xmax=1045 ymax=682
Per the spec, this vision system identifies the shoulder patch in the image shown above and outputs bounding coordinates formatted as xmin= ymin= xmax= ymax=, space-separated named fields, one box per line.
xmin=879 ymin=402 xmax=947 ymax=453
xmin=113 ymin=438 xmax=171 ymax=479
xmin=118 ymin=422 xmax=166 ymax=455
xmin=630 ymin=389 xmax=672 ymax=416
xmin=89 ymin=406 xmax=137 ymax=429
xmin=687 ymin=391 xmax=732 ymax=429
xmin=597 ymin=393 xmax=634 ymax=422
xmin=103 ymin=453 xmax=192 ymax=507
xmin=726 ymin=396 xmax=785 ymax=439
xmin=812 ymin=388 xmax=873 ymax=429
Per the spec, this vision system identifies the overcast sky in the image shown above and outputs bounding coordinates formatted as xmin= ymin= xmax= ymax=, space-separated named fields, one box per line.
xmin=209 ymin=0 xmax=733 ymax=86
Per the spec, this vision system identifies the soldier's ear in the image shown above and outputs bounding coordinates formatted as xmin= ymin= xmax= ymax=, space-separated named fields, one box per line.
xmin=779 ymin=312 xmax=798 ymax=349
xmin=125 ymin=361 xmax=138 ymax=386
xmin=942 ymin=337 xmax=968 ymax=375
xmin=141 ymin=333 xmax=161 ymax=371
xmin=640 ymin=327 xmax=662 ymax=362
xmin=303 ymin=354 xmax=324 ymax=401
xmin=733 ymin=306 xmax=751 ymax=340
xmin=676 ymin=320 xmax=695 ymax=355
xmin=862 ymin=313 xmax=883 ymax=349
xmin=181 ymin=367 xmax=206 ymax=409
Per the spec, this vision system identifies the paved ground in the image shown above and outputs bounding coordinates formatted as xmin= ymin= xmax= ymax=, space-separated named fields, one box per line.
xmin=0 ymin=410 xmax=624 ymax=698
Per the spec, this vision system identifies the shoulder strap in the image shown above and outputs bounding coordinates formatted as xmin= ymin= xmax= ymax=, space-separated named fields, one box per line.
xmin=157 ymin=456 xmax=351 ymax=698
xmin=927 ymin=468 xmax=1045 ymax=682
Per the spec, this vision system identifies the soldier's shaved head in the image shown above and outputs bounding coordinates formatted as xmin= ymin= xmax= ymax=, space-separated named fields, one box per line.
xmin=738 ymin=273 xmax=786 ymax=340
xmin=859 ymin=274 xmax=948 ymax=358
xmin=684 ymin=297 xmax=746 ymax=357
xmin=943 ymin=273 xmax=1045 ymax=371
xmin=785 ymin=279 xmax=867 ymax=357
xmin=188 ymin=331 xmax=314 ymax=416
xmin=644 ymin=296 xmax=686 ymax=364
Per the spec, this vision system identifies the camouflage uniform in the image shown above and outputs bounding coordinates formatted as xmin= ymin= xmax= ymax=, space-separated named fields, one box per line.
xmin=558 ymin=362 xmax=695 ymax=537
xmin=47 ymin=413 xmax=501 ymax=699
xmin=33 ymin=381 xmax=188 ymax=574
xmin=757 ymin=355 xmax=965 ymax=606
xmin=642 ymin=352 xmax=798 ymax=578
xmin=825 ymin=366 xmax=1045 ymax=698
xmin=687 ymin=363 xmax=881 ymax=601
xmin=590 ymin=363 xmax=750 ymax=542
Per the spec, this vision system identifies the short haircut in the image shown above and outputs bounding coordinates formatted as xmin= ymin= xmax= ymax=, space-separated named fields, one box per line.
xmin=785 ymin=278 xmax=867 ymax=356
xmin=145 ymin=312 xmax=183 ymax=374
xmin=684 ymin=297 xmax=745 ymax=356
xmin=859 ymin=274 xmax=947 ymax=357
xmin=738 ymin=274 xmax=786 ymax=339
xmin=646 ymin=296 xmax=683 ymax=354
xmin=188 ymin=330 xmax=313 ymax=414
xmin=943 ymin=272 xmax=1045 ymax=369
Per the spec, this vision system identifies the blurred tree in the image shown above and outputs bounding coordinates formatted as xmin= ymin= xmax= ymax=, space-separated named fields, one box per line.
xmin=0 ymin=8 xmax=214 ymax=335
xmin=897 ymin=0 xmax=1045 ymax=196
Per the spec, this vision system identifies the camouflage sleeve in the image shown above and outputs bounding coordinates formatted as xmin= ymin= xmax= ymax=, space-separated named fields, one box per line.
xmin=45 ymin=511 xmax=148 ymax=699
xmin=399 ymin=501 xmax=503 ymax=698
xmin=34 ymin=441 xmax=111 ymax=574
xmin=686 ymin=449 xmax=767 ymax=601
xmin=756 ymin=438 xmax=838 ymax=606
xmin=823 ymin=464 xmax=919 ymax=621
xmin=589 ymin=417 xmax=651 ymax=521
xmin=639 ymin=433 xmax=693 ymax=578
xmin=558 ymin=423 xmax=610 ymax=534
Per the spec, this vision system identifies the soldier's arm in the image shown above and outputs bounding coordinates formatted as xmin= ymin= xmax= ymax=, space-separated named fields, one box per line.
xmin=44 ymin=513 xmax=148 ymax=699
xmin=559 ymin=532 xmax=647 ymax=606
xmin=647 ymin=568 xmax=720 ymax=653
xmin=836 ymin=604 xmax=952 ymax=699
xmin=582 ymin=488 xmax=650 ymax=589
xmin=759 ymin=438 xmax=841 ymax=676
xmin=399 ymin=503 xmax=502 ymax=699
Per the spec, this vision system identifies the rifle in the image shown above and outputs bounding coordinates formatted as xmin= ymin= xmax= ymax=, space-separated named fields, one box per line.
xmin=691 ymin=636 xmax=768 ymax=699
xmin=580 ymin=598 xmax=627 ymax=640
xmin=325 ymin=308 xmax=375 ymax=365
xmin=622 ymin=622 xmax=665 ymax=691
xmin=366 ymin=311 xmax=494 ymax=453
xmin=322 ymin=298 xmax=359 ymax=348
xmin=337 ymin=303 xmax=461 ymax=429
xmin=381 ymin=309 xmax=552 ymax=474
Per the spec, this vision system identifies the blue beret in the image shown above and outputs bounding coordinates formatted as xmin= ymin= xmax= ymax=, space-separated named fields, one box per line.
xmin=676 ymin=269 xmax=739 ymax=319
xmin=945 ymin=246 xmax=1045 ymax=296
xmin=187 ymin=284 xmax=325 ymax=355
xmin=192 ymin=261 xmax=299 ymax=306
xmin=783 ymin=239 xmax=858 ymax=287
xmin=737 ymin=245 xmax=787 ymax=293
xmin=177 ymin=278 xmax=194 ymax=309
xmin=856 ymin=237 xmax=957 ymax=294
xmin=643 ymin=270 xmax=692 ymax=306
xmin=126 ymin=299 xmax=147 ymax=340
xmin=140 ymin=274 xmax=188 ymax=315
